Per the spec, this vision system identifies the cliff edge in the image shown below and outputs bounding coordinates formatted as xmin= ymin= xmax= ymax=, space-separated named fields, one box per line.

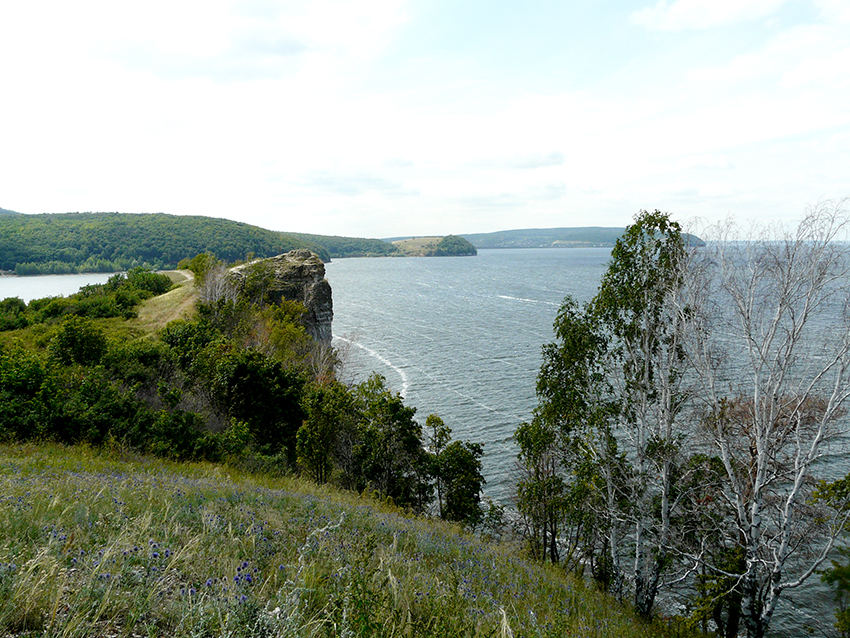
xmin=229 ymin=250 xmax=333 ymax=342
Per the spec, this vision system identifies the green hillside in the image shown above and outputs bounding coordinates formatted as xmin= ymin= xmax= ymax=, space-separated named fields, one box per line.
xmin=462 ymin=227 xmax=704 ymax=248
xmin=392 ymin=235 xmax=477 ymax=256
xmin=463 ymin=227 xmax=627 ymax=248
xmin=0 ymin=443 xmax=679 ymax=638
xmin=290 ymin=232 xmax=400 ymax=258
xmin=0 ymin=207 xmax=21 ymax=216
xmin=0 ymin=212 xmax=330 ymax=274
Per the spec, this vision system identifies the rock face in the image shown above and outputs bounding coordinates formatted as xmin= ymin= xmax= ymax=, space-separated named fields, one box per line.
xmin=229 ymin=250 xmax=333 ymax=342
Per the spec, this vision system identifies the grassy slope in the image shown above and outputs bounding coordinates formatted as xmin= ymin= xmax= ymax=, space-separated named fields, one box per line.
xmin=0 ymin=444 xmax=676 ymax=638
xmin=131 ymin=270 xmax=198 ymax=334
xmin=392 ymin=237 xmax=442 ymax=256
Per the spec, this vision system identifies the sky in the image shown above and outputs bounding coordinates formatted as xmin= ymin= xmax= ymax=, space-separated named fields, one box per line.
xmin=1 ymin=1 xmax=848 ymax=238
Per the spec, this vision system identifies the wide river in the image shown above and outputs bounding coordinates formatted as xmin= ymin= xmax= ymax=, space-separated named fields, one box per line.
xmin=325 ymin=247 xmax=611 ymax=504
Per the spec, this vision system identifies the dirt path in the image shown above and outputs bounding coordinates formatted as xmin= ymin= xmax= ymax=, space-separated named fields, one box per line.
xmin=132 ymin=270 xmax=198 ymax=333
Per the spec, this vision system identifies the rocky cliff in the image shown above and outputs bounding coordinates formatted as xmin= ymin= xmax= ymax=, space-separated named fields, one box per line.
xmin=229 ymin=250 xmax=333 ymax=342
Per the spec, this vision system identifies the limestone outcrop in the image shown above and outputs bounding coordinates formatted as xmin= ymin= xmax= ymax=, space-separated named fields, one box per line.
xmin=229 ymin=250 xmax=333 ymax=342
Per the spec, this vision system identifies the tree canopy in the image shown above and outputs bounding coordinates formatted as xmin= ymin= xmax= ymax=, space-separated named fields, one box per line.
xmin=0 ymin=212 xmax=331 ymax=273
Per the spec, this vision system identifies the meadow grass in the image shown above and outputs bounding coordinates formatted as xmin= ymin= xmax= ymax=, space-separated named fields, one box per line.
xmin=129 ymin=270 xmax=197 ymax=335
xmin=390 ymin=238 xmax=441 ymax=256
xmin=0 ymin=443 xmax=686 ymax=637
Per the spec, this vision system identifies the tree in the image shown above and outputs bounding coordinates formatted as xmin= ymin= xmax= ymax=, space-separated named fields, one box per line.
xmin=353 ymin=374 xmax=432 ymax=511
xmin=523 ymin=210 xmax=697 ymax=617
xmin=49 ymin=315 xmax=108 ymax=366
xmin=427 ymin=414 xmax=485 ymax=526
xmin=297 ymin=381 xmax=354 ymax=484
xmin=204 ymin=347 xmax=306 ymax=461
xmin=686 ymin=201 xmax=850 ymax=638
xmin=427 ymin=414 xmax=452 ymax=517
xmin=526 ymin=295 xmax=620 ymax=579
xmin=822 ymin=548 xmax=850 ymax=638
xmin=592 ymin=210 xmax=695 ymax=618
xmin=438 ymin=439 xmax=484 ymax=525
xmin=513 ymin=419 xmax=567 ymax=563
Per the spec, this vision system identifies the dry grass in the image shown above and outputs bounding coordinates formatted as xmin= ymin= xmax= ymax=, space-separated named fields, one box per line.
xmin=392 ymin=237 xmax=442 ymax=256
xmin=130 ymin=270 xmax=197 ymax=334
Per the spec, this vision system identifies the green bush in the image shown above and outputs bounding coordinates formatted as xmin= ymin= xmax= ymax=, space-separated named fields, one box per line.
xmin=48 ymin=316 xmax=108 ymax=366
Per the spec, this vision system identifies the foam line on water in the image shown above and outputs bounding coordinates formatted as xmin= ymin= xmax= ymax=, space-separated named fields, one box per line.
xmin=334 ymin=335 xmax=410 ymax=398
xmin=497 ymin=295 xmax=558 ymax=306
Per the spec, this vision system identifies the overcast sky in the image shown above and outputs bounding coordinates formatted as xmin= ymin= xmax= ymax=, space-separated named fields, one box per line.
xmin=1 ymin=1 xmax=848 ymax=238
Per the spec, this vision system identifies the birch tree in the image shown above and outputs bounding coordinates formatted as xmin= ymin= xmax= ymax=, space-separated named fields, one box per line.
xmin=687 ymin=201 xmax=850 ymax=638
xmin=591 ymin=210 xmax=697 ymax=617
xmin=525 ymin=211 xmax=697 ymax=617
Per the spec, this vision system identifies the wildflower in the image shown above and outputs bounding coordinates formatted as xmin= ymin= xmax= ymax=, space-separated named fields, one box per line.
xmin=151 ymin=552 xmax=160 ymax=559
xmin=206 ymin=578 xmax=214 ymax=588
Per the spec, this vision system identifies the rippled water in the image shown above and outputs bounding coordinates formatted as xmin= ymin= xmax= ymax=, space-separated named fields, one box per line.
xmin=326 ymin=247 xmax=840 ymax=635
xmin=325 ymin=247 xmax=611 ymax=504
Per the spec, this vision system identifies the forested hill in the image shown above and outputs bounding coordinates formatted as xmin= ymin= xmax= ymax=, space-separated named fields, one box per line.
xmin=0 ymin=212 xmax=333 ymax=274
xmin=290 ymin=232 xmax=400 ymax=258
xmin=0 ymin=207 xmax=21 ymax=216
xmin=462 ymin=226 xmax=705 ymax=248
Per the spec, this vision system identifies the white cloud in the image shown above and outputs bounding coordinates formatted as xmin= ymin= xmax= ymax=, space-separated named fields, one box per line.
xmin=631 ymin=0 xmax=788 ymax=31
xmin=814 ymin=0 xmax=850 ymax=23
xmin=677 ymin=154 xmax=735 ymax=170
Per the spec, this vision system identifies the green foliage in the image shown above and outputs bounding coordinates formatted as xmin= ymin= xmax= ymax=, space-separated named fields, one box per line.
xmin=125 ymin=266 xmax=173 ymax=295
xmin=518 ymin=210 xmax=697 ymax=619
xmin=353 ymin=374 xmax=431 ymax=510
xmin=823 ymin=548 xmax=850 ymax=638
xmin=436 ymin=440 xmax=484 ymax=525
xmin=208 ymin=347 xmax=306 ymax=459
xmin=428 ymin=414 xmax=485 ymax=526
xmin=297 ymin=381 xmax=354 ymax=484
xmin=0 ymin=297 xmax=28 ymax=331
xmin=0 ymin=347 xmax=54 ymax=442
xmin=0 ymin=211 xmax=330 ymax=272
xmin=48 ymin=316 xmax=108 ymax=366
xmin=0 ymin=268 xmax=173 ymax=331
xmin=178 ymin=251 xmax=218 ymax=283
xmin=432 ymin=235 xmax=477 ymax=256
xmin=290 ymin=232 xmax=400 ymax=258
